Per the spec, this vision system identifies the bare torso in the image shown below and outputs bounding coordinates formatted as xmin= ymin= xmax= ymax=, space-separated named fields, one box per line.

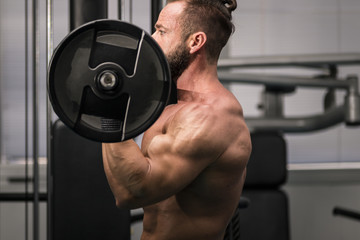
xmin=139 ymin=88 xmax=251 ymax=240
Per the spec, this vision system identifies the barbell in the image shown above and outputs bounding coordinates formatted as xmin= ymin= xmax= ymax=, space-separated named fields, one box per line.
xmin=48 ymin=20 xmax=174 ymax=142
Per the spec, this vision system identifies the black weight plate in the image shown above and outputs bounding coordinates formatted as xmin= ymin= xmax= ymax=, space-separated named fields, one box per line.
xmin=48 ymin=20 xmax=171 ymax=142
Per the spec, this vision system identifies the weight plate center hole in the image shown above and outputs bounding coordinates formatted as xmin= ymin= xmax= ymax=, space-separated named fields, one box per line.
xmin=98 ymin=70 xmax=119 ymax=91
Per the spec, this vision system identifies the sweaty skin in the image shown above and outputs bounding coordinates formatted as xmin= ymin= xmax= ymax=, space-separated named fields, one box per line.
xmin=102 ymin=2 xmax=251 ymax=240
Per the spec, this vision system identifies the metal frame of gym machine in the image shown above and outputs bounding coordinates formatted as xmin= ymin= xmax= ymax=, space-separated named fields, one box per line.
xmin=218 ymin=53 xmax=360 ymax=132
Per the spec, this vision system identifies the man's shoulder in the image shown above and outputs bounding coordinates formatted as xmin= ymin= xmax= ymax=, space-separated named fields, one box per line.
xmin=172 ymin=91 xmax=244 ymax=126
xmin=174 ymin=101 xmax=215 ymax=117
xmin=169 ymin=99 xmax=243 ymax=145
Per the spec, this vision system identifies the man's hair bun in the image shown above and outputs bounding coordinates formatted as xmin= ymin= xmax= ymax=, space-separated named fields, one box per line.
xmin=222 ymin=0 xmax=237 ymax=13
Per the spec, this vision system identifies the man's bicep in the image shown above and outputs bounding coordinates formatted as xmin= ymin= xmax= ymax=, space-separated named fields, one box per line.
xmin=140 ymin=104 xmax=227 ymax=202
xmin=144 ymin=134 xmax=204 ymax=197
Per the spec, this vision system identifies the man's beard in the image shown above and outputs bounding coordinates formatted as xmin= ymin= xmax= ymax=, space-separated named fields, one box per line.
xmin=166 ymin=42 xmax=191 ymax=84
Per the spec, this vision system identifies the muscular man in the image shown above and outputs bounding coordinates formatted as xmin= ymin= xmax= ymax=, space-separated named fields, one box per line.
xmin=102 ymin=0 xmax=251 ymax=239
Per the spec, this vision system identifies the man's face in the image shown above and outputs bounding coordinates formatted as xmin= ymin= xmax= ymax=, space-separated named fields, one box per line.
xmin=152 ymin=2 xmax=191 ymax=82
xmin=166 ymin=40 xmax=191 ymax=83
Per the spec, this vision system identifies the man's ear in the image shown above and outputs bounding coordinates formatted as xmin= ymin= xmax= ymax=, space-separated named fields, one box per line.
xmin=188 ymin=32 xmax=207 ymax=54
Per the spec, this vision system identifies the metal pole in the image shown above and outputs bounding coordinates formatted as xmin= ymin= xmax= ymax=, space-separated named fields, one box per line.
xmin=245 ymin=105 xmax=346 ymax=133
xmin=46 ymin=0 xmax=54 ymax=239
xmin=151 ymin=0 xmax=162 ymax=33
xmin=32 ymin=0 xmax=40 ymax=238
xmin=0 ymin=20 xmax=1 ymax=164
xmin=217 ymin=53 xmax=360 ymax=69
xmin=218 ymin=72 xmax=350 ymax=90
xmin=24 ymin=0 xmax=30 ymax=239
xmin=334 ymin=207 xmax=360 ymax=221
xmin=0 ymin=193 xmax=48 ymax=202
xmin=118 ymin=0 xmax=125 ymax=20
xmin=129 ymin=0 xmax=133 ymax=23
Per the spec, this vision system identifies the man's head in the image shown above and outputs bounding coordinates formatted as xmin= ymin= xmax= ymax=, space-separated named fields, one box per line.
xmin=152 ymin=1 xmax=189 ymax=82
xmin=166 ymin=0 xmax=237 ymax=64
xmin=152 ymin=0 xmax=237 ymax=81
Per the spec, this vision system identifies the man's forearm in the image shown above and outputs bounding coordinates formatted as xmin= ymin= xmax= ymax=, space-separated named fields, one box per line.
xmin=102 ymin=140 xmax=150 ymax=208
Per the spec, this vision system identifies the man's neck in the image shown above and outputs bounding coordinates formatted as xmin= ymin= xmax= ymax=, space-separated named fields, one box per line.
xmin=175 ymin=59 xmax=220 ymax=102
xmin=177 ymin=89 xmax=206 ymax=103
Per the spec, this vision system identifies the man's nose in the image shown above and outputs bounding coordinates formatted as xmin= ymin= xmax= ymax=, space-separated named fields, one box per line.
xmin=151 ymin=32 xmax=157 ymax=42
